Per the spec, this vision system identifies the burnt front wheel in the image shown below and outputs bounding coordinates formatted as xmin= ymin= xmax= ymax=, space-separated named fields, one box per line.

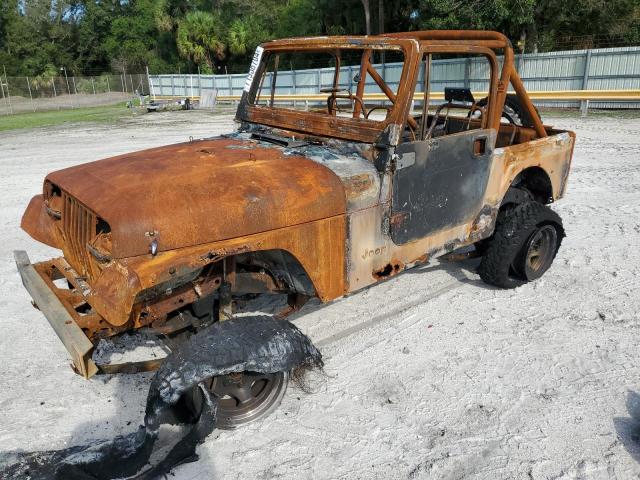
xmin=478 ymin=202 xmax=564 ymax=288
xmin=186 ymin=371 xmax=289 ymax=429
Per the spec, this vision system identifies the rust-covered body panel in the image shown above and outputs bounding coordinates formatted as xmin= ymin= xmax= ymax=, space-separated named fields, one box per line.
xmin=44 ymin=137 xmax=347 ymax=258
xmin=88 ymin=215 xmax=346 ymax=328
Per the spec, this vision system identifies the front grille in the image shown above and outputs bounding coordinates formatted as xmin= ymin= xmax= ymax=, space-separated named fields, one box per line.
xmin=62 ymin=192 xmax=97 ymax=280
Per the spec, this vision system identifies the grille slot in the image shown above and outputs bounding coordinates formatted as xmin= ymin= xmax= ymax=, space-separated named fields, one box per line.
xmin=62 ymin=192 xmax=97 ymax=280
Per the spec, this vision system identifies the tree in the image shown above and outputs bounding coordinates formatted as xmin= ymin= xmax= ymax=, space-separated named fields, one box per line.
xmin=1 ymin=0 xmax=639 ymax=76
xmin=176 ymin=11 xmax=226 ymax=73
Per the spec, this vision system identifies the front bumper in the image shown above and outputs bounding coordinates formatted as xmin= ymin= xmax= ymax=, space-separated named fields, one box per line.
xmin=14 ymin=250 xmax=98 ymax=378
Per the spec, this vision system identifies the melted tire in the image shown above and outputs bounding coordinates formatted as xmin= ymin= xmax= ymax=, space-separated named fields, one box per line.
xmin=478 ymin=202 xmax=564 ymax=288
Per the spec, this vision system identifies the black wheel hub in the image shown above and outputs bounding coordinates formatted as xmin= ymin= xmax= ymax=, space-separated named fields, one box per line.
xmin=518 ymin=224 xmax=558 ymax=280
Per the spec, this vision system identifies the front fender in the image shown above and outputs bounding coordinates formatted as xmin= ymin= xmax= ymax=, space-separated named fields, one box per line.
xmin=89 ymin=215 xmax=347 ymax=327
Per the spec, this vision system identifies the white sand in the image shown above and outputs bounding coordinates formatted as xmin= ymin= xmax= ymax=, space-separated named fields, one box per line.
xmin=1 ymin=109 xmax=639 ymax=479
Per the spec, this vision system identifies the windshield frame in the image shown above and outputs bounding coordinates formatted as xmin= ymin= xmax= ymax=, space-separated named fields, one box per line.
xmin=236 ymin=37 xmax=420 ymax=145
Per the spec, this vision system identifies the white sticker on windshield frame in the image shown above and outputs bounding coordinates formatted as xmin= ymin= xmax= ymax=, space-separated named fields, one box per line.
xmin=243 ymin=46 xmax=264 ymax=93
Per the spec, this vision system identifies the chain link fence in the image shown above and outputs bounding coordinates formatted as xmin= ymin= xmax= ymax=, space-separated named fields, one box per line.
xmin=0 ymin=74 xmax=149 ymax=115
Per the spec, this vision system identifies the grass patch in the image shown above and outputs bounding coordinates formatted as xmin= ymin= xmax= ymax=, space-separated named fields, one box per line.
xmin=0 ymin=103 xmax=133 ymax=132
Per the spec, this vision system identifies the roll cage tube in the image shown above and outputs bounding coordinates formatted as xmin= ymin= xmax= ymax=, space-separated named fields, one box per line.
xmin=416 ymin=46 xmax=499 ymax=142
xmin=384 ymin=30 xmax=546 ymax=138
xmin=323 ymin=48 xmax=416 ymax=129
xmin=240 ymin=39 xmax=420 ymax=145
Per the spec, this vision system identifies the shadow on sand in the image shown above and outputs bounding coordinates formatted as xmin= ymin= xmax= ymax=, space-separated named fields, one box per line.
xmin=0 ymin=317 xmax=322 ymax=480
xmin=614 ymin=390 xmax=640 ymax=464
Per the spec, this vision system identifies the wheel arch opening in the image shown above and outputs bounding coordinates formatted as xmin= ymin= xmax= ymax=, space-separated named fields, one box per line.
xmin=509 ymin=166 xmax=553 ymax=205
xmin=234 ymin=248 xmax=317 ymax=298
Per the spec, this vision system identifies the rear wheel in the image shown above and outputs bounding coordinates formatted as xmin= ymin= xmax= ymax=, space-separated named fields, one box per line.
xmin=186 ymin=370 xmax=289 ymax=430
xmin=478 ymin=202 xmax=564 ymax=288
xmin=515 ymin=224 xmax=559 ymax=281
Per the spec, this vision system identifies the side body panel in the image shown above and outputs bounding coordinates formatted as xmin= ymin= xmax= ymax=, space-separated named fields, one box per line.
xmin=346 ymin=131 xmax=574 ymax=292
xmin=391 ymin=130 xmax=495 ymax=244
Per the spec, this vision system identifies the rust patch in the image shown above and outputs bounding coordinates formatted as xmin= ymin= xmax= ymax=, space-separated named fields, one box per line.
xmin=373 ymin=260 xmax=403 ymax=279
xmin=343 ymin=173 xmax=375 ymax=197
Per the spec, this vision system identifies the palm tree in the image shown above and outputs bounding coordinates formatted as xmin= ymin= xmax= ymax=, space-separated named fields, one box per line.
xmin=228 ymin=19 xmax=251 ymax=56
xmin=177 ymin=11 xmax=225 ymax=73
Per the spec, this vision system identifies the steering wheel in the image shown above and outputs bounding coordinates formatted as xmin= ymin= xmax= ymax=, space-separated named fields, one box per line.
xmin=364 ymin=105 xmax=392 ymax=119
xmin=321 ymin=87 xmax=346 ymax=115
xmin=324 ymin=89 xmax=366 ymax=117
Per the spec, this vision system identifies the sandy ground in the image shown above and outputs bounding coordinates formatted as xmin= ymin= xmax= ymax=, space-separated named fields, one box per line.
xmin=0 ymin=109 xmax=639 ymax=479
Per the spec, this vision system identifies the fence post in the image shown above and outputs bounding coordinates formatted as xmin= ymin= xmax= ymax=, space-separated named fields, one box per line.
xmin=146 ymin=66 xmax=155 ymax=101
xmin=228 ymin=73 xmax=232 ymax=96
xmin=51 ymin=77 xmax=57 ymax=97
xmin=516 ymin=52 xmax=522 ymax=73
xmin=580 ymin=49 xmax=592 ymax=115
xmin=0 ymin=72 xmax=6 ymax=115
xmin=72 ymin=76 xmax=77 ymax=95
xmin=106 ymin=76 xmax=110 ymax=93
xmin=129 ymin=74 xmax=134 ymax=94
xmin=0 ymin=76 xmax=10 ymax=115
xmin=292 ymin=69 xmax=296 ymax=108
xmin=3 ymin=66 xmax=12 ymax=114
xmin=580 ymin=99 xmax=590 ymax=117
xmin=317 ymin=68 xmax=321 ymax=91
xmin=464 ymin=57 xmax=471 ymax=89
xmin=91 ymin=77 xmax=96 ymax=95
xmin=26 ymin=76 xmax=35 ymax=112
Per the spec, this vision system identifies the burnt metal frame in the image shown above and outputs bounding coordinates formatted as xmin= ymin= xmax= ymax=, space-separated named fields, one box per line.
xmin=241 ymin=38 xmax=420 ymax=144
xmin=239 ymin=31 xmax=546 ymax=144
xmin=386 ymin=30 xmax=546 ymax=138
xmin=415 ymin=45 xmax=498 ymax=141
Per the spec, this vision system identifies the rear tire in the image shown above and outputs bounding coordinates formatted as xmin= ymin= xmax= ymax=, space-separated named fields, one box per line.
xmin=478 ymin=202 xmax=564 ymax=288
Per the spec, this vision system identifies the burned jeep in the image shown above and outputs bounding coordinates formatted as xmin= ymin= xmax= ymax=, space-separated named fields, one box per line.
xmin=15 ymin=31 xmax=574 ymax=428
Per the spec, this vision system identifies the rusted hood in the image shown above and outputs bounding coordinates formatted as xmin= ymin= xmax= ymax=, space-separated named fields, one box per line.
xmin=46 ymin=137 xmax=347 ymax=258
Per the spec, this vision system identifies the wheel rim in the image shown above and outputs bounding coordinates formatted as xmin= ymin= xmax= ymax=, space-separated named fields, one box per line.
xmin=191 ymin=371 xmax=288 ymax=429
xmin=521 ymin=225 xmax=558 ymax=280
